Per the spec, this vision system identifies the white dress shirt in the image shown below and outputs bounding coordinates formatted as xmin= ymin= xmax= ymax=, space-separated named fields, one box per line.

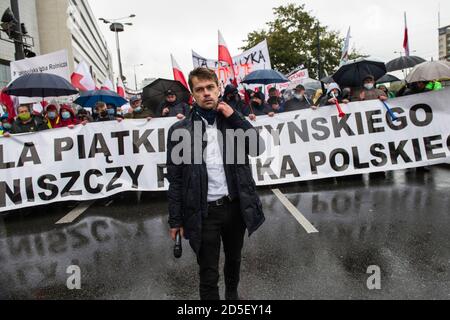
xmin=202 ymin=119 xmax=229 ymax=202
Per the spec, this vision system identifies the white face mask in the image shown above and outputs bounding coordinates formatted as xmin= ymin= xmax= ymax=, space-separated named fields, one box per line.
xmin=294 ymin=93 xmax=304 ymax=100
xmin=364 ymin=83 xmax=374 ymax=90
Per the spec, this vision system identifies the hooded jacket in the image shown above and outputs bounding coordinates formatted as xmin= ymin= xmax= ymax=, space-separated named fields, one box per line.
xmin=59 ymin=105 xmax=79 ymax=127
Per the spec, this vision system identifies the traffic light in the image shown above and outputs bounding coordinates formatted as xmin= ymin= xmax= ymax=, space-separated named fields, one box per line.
xmin=21 ymin=23 xmax=27 ymax=35
xmin=1 ymin=8 xmax=18 ymax=39
xmin=24 ymin=48 xmax=36 ymax=58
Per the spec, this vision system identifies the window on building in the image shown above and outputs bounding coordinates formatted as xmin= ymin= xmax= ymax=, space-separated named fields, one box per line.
xmin=0 ymin=63 xmax=11 ymax=88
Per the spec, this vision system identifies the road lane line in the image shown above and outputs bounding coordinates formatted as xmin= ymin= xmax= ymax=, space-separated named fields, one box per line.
xmin=272 ymin=189 xmax=319 ymax=234
xmin=55 ymin=201 xmax=95 ymax=225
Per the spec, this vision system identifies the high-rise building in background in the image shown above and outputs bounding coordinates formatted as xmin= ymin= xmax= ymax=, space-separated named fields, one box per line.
xmin=0 ymin=0 xmax=114 ymax=88
xmin=439 ymin=25 xmax=450 ymax=62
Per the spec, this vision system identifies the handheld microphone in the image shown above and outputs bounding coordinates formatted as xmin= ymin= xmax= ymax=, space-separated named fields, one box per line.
xmin=174 ymin=231 xmax=182 ymax=259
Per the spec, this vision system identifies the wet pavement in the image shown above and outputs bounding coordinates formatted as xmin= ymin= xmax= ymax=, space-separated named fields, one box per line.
xmin=0 ymin=166 xmax=449 ymax=300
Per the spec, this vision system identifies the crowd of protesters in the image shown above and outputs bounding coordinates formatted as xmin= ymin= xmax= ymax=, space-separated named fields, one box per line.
xmin=0 ymin=76 xmax=444 ymax=137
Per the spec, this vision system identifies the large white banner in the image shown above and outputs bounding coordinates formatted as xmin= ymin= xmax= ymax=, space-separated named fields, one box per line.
xmin=1 ymin=90 xmax=450 ymax=212
xmin=192 ymin=40 xmax=272 ymax=85
xmin=10 ymin=50 xmax=70 ymax=81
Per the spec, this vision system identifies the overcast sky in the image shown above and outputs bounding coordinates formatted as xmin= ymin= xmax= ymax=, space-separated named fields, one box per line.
xmin=88 ymin=0 xmax=449 ymax=87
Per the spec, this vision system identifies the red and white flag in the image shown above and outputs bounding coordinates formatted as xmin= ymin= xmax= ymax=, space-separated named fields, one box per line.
xmin=403 ymin=12 xmax=410 ymax=57
xmin=218 ymin=30 xmax=237 ymax=87
xmin=101 ymin=79 xmax=114 ymax=91
xmin=340 ymin=27 xmax=351 ymax=66
xmin=71 ymin=61 xmax=96 ymax=91
xmin=171 ymin=54 xmax=189 ymax=90
xmin=117 ymin=77 xmax=125 ymax=98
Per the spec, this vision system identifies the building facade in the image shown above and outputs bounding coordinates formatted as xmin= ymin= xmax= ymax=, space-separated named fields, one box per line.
xmin=36 ymin=0 xmax=114 ymax=86
xmin=0 ymin=0 xmax=113 ymax=88
xmin=439 ymin=25 xmax=450 ymax=62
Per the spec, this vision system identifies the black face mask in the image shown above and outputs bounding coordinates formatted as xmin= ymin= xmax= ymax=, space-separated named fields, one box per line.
xmin=100 ymin=111 xmax=108 ymax=117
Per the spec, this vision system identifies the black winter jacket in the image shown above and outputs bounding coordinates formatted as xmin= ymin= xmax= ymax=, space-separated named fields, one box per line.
xmin=167 ymin=107 xmax=266 ymax=254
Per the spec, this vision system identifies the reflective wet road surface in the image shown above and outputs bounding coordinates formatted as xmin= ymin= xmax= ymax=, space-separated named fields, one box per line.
xmin=1 ymin=166 xmax=449 ymax=300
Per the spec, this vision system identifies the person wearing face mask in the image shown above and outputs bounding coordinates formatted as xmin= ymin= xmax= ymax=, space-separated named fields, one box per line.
xmin=357 ymin=75 xmax=387 ymax=102
xmin=76 ymin=108 xmax=94 ymax=123
xmin=319 ymin=83 xmax=350 ymax=107
xmin=222 ymin=85 xmax=248 ymax=116
xmin=94 ymin=101 xmax=117 ymax=122
xmin=58 ymin=104 xmax=80 ymax=128
xmin=45 ymin=104 xmax=62 ymax=129
xmin=9 ymin=104 xmax=48 ymax=134
xmin=284 ymin=85 xmax=314 ymax=112
xmin=241 ymin=91 xmax=270 ymax=120
xmin=125 ymin=96 xmax=153 ymax=120
xmin=0 ymin=112 xmax=13 ymax=136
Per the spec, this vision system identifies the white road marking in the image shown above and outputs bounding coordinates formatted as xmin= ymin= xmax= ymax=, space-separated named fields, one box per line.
xmin=55 ymin=201 xmax=95 ymax=225
xmin=272 ymin=189 xmax=319 ymax=234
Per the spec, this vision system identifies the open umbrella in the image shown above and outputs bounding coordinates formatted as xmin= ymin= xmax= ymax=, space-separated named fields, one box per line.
xmin=4 ymin=73 xmax=78 ymax=97
xmin=386 ymin=56 xmax=426 ymax=72
xmin=376 ymin=74 xmax=401 ymax=84
xmin=405 ymin=61 xmax=450 ymax=83
xmin=241 ymin=69 xmax=289 ymax=85
xmin=332 ymin=57 xmax=387 ymax=88
xmin=142 ymin=79 xmax=191 ymax=112
xmin=74 ymin=90 xmax=128 ymax=108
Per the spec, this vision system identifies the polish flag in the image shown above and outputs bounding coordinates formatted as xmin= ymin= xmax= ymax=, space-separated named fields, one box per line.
xmin=0 ymin=89 xmax=17 ymax=121
xmin=218 ymin=30 xmax=237 ymax=87
xmin=403 ymin=12 xmax=410 ymax=57
xmin=101 ymin=79 xmax=114 ymax=91
xmin=340 ymin=27 xmax=351 ymax=66
xmin=71 ymin=61 xmax=96 ymax=91
xmin=117 ymin=77 xmax=125 ymax=98
xmin=171 ymin=54 xmax=189 ymax=90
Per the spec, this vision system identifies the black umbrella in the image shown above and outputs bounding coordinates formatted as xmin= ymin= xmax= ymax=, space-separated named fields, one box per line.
xmin=142 ymin=79 xmax=191 ymax=112
xmin=376 ymin=74 xmax=401 ymax=84
xmin=320 ymin=75 xmax=334 ymax=84
xmin=386 ymin=56 xmax=426 ymax=72
xmin=332 ymin=58 xmax=387 ymax=88
xmin=4 ymin=73 xmax=78 ymax=97
xmin=241 ymin=69 xmax=289 ymax=85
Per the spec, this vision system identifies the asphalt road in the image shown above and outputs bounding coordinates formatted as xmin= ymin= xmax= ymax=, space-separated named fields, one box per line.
xmin=1 ymin=166 xmax=449 ymax=300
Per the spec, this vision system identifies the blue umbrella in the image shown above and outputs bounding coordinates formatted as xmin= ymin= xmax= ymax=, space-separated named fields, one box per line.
xmin=241 ymin=69 xmax=289 ymax=85
xmin=4 ymin=73 xmax=78 ymax=97
xmin=74 ymin=90 xmax=128 ymax=108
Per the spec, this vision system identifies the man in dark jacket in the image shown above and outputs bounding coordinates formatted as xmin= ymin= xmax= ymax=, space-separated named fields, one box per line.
xmin=222 ymin=84 xmax=248 ymax=115
xmin=241 ymin=91 xmax=270 ymax=120
xmin=94 ymin=101 xmax=117 ymax=122
xmin=167 ymin=67 xmax=265 ymax=301
xmin=283 ymin=84 xmax=313 ymax=112
xmin=125 ymin=96 xmax=153 ymax=120
xmin=10 ymin=104 xmax=48 ymax=134
xmin=159 ymin=90 xmax=190 ymax=119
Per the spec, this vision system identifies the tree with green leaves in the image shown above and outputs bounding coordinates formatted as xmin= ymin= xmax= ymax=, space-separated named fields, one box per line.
xmin=241 ymin=3 xmax=363 ymax=79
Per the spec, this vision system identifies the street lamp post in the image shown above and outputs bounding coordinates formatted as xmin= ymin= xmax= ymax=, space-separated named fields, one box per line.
xmin=10 ymin=0 xmax=24 ymax=60
xmin=99 ymin=14 xmax=135 ymax=83
xmin=133 ymin=63 xmax=143 ymax=91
